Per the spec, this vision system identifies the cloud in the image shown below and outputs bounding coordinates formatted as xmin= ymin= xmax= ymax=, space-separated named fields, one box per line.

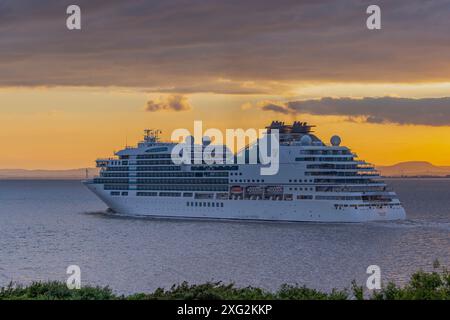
xmin=1 ymin=0 xmax=450 ymax=91
xmin=148 ymin=79 xmax=284 ymax=95
xmin=259 ymin=96 xmax=450 ymax=126
xmin=261 ymin=103 xmax=291 ymax=115
xmin=146 ymin=95 xmax=191 ymax=112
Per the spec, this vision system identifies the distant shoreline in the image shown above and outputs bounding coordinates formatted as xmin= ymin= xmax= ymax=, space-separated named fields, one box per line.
xmin=0 ymin=178 xmax=86 ymax=181
xmin=383 ymin=176 xmax=450 ymax=179
xmin=1 ymin=177 xmax=450 ymax=181
xmin=1 ymin=161 xmax=450 ymax=180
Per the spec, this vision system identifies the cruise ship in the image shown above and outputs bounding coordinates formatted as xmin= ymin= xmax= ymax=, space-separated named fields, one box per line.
xmin=84 ymin=121 xmax=406 ymax=222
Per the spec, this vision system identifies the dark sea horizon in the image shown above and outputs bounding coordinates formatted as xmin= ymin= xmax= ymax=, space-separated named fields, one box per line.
xmin=0 ymin=179 xmax=449 ymax=294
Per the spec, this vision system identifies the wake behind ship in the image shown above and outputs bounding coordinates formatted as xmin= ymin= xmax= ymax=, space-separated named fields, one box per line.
xmin=83 ymin=121 xmax=406 ymax=222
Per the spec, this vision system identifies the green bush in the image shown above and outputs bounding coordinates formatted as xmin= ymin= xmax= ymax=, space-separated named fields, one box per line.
xmin=0 ymin=281 xmax=115 ymax=300
xmin=371 ymin=268 xmax=450 ymax=300
xmin=1 ymin=266 xmax=449 ymax=300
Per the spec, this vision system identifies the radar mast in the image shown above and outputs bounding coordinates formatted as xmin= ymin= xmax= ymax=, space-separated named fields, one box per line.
xmin=144 ymin=129 xmax=162 ymax=143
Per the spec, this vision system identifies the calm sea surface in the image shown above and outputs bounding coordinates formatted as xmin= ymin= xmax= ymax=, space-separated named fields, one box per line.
xmin=0 ymin=179 xmax=449 ymax=294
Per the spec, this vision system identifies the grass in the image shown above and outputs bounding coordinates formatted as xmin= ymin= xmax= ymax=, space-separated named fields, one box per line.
xmin=1 ymin=266 xmax=449 ymax=300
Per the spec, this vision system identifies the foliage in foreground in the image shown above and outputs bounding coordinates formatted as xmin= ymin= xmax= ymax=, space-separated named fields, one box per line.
xmin=1 ymin=267 xmax=449 ymax=300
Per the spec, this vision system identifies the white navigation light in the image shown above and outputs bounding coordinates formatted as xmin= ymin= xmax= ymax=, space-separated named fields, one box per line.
xmin=330 ymin=135 xmax=341 ymax=146
xmin=300 ymin=135 xmax=312 ymax=146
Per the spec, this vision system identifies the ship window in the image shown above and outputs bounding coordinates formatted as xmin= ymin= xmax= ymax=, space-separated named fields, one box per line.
xmin=221 ymin=203 xmax=224 ymax=207
xmin=137 ymin=192 xmax=157 ymax=196
xmin=289 ymin=179 xmax=292 ymax=182
xmin=239 ymin=173 xmax=242 ymax=175
xmin=121 ymin=192 xmax=128 ymax=196
xmin=187 ymin=202 xmax=189 ymax=206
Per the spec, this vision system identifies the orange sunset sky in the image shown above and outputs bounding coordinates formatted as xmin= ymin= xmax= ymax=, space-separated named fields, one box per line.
xmin=1 ymin=1 xmax=450 ymax=170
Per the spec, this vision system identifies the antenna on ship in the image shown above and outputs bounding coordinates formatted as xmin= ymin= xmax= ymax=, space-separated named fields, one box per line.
xmin=154 ymin=129 xmax=161 ymax=141
xmin=144 ymin=129 xmax=162 ymax=143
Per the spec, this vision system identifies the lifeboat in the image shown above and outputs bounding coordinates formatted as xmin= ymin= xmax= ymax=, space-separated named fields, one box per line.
xmin=230 ymin=186 xmax=243 ymax=194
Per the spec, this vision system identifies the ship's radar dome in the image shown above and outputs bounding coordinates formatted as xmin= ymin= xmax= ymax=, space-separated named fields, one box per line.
xmin=300 ymin=135 xmax=312 ymax=146
xmin=202 ymin=136 xmax=212 ymax=146
xmin=185 ymin=135 xmax=194 ymax=144
xmin=330 ymin=135 xmax=341 ymax=146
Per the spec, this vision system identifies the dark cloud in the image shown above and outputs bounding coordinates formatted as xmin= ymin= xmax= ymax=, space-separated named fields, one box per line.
xmin=146 ymin=95 xmax=191 ymax=112
xmin=261 ymin=103 xmax=291 ymax=114
xmin=1 ymin=0 xmax=450 ymax=91
xmin=260 ymin=96 xmax=450 ymax=126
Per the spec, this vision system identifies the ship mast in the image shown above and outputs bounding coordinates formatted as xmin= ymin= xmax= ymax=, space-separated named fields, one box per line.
xmin=144 ymin=129 xmax=162 ymax=143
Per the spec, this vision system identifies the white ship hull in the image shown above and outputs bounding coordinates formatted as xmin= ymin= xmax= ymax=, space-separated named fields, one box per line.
xmin=85 ymin=183 xmax=406 ymax=223
xmin=85 ymin=121 xmax=407 ymax=223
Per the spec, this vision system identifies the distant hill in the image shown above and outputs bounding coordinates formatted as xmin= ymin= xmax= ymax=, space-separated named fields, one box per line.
xmin=0 ymin=168 xmax=99 ymax=180
xmin=377 ymin=161 xmax=450 ymax=177
xmin=1 ymin=161 xmax=450 ymax=179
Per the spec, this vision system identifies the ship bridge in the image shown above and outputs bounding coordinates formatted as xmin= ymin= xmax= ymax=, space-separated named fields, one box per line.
xmin=266 ymin=121 xmax=323 ymax=145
